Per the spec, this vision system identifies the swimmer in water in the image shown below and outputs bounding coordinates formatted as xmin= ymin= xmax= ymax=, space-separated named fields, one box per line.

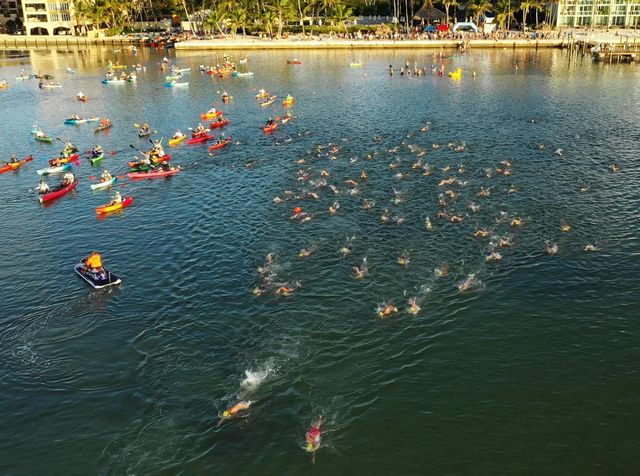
xmin=298 ymin=245 xmax=318 ymax=258
xmin=397 ymin=252 xmax=410 ymax=267
xmin=560 ymin=222 xmax=571 ymax=233
xmin=328 ymin=201 xmax=340 ymax=215
xmin=339 ymin=235 xmax=355 ymax=256
xmin=362 ymin=199 xmax=375 ymax=209
xmin=377 ymin=302 xmax=399 ymax=319
xmin=545 ymin=241 xmax=559 ymax=255
xmin=425 ymin=217 xmax=433 ymax=230
xmin=510 ymin=218 xmax=523 ymax=227
xmin=610 ymin=163 xmax=619 ymax=173
xmin=485 ymin=251 xmax=502 ymax=262
xmin=584 ymin=243 xmax=599 ymax=252
xmin=353 ymin=257 xmax=368 ymax=279
xmin=554 ymin=148 xmax=564 ymax=157
xmin=217 ymin=400 xmax=252 ymax=426
xmin=457 ymin=274 xmax=480 ymax=292
xmin=406 ymin=297 xmax=421 ymax=315
xmin=305 ymin=416 xmax=323 ymax=464
xmin=474 ymin=229 xmax=490 ymax=238
xmin=478 ymin=187 xmax=491 ymax=198
xmin=435 ymin=262 xmax=449 ymax=278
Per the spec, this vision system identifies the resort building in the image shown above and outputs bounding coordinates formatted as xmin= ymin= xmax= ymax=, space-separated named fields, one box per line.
xmin=552 ymin=0 xmax=640 ymax=28
xmin=22 ymin=0 xmax=74 ymax=35
xmin=0 ymin=0 xmax=23 ymax=30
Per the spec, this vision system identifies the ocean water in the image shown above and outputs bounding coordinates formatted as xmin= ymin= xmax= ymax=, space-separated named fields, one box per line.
xmin=0 ymin=45 xmax=639 ymax=475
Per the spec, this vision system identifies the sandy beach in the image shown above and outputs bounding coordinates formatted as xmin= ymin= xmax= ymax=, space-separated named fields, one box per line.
xmin=175 ymin=37 xmax=565 ymax=50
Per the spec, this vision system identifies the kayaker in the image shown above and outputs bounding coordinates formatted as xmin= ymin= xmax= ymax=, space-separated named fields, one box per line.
xmin=193 ymin=123 xmax=206 ymax=136
xmin=109 ymin=191 xmax=122 ymax=206
xmin=62 ymin=170 xmax=75 ymax=186
xmin=140 ymin=123 xmax=150 ymax=135
xmin=83 ymin=251 xmax=103 ymax=272
xmin=149 ymin=141 xmax=165 ymax=158
xmin=172 ymin=129 xmax=185 ymax=139
xmin=9 ymin=154 xmax=18 ymax=164
xmin=100 ymin=170 xmax=113 ymax=182
xmin=76 ymin=91 xmax=86 ymax=100
xmin=266 ymin=117 xmax=276 ymax=127
xmin=305 ymin=416 xmax=323 ymax=464
xmin=100 ymin=118 xmax=111 ymax=127
xmin=37 ymin=180 xmax=49 ymax=195
xmin=92 ymin=145 xmax=103 ymax=157
xmin=207 ymin=106 xmax=217 ymax=114
xmin=70 ymin=113 xmax=81 ymax=120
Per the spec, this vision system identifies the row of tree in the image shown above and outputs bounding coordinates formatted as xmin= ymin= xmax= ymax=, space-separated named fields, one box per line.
xmin=71 ymin=0 xmax=551 ymax=36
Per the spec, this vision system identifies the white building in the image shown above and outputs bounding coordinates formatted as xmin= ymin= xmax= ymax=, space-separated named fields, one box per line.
xmin=0 ymin=0 xmax=23 ymax=30
xmin=22 ymin=0 xmax=74 ymax=35
xmin=552 ymin=0 xmax=640 ymax=28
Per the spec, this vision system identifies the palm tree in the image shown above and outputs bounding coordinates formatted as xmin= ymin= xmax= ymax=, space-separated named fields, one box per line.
xmin=530 ymin=0 xmax=542 ymax=26
xmin=441 ymin=0 xmax=459 ymax=25
xmin=466 ymin=0 xmax=492 ymax=24
xmin=228 ymin=8 xmax=247 ymax=36
xmin=519 ymin=0 xmax=533 ymax=26
xmin=495 ymin=0 xmax=515 ymax=28
xmin=266 ymin=0 xmax=295 ymax=37
xmin=262 ymin=9 xmax=277 ymax=36
xmin=332 ymin=2 xmax=353 ymax=32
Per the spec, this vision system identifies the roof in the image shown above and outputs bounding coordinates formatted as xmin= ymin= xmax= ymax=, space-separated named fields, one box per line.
xmin=413 ymin=4 xmax=447 ymax=21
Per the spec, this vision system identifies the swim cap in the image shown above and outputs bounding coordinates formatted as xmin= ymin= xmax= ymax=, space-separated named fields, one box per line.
xmin=293 ymin=207 xmax=302 ymax=214
xmin=223 ymin=411 xmax=229 ymax=417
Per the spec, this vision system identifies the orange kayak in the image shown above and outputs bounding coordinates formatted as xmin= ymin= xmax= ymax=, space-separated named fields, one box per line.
xmin=96 ymin=196 xmax=133 ymax=214
xmin=1 ymin=155 xmax=32 ymax=174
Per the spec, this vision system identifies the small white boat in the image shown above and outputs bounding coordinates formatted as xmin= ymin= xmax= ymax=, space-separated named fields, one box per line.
xmin=171 ymin=67 xmax=191 ymax=73
xmin=66 ymin=67 xmax=76 ymax=74
xmin=165 ymin=81 xmax=189 ymax=88
xmin=90 ymin=176 xmax=118 ymax=190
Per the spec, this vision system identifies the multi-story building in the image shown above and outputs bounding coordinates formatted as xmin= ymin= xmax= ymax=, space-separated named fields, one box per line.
xmin=0 ymin=0 xmax=23 ymax=31
xmin=22 ymin=0 xmax=74 ymax=35
xmin=552 ymin=0 xmax=640 ymax=28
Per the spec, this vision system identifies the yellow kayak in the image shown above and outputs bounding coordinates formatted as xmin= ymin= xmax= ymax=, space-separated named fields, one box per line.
xmin=168 ymin=135 xmax=186 ymax=146
xmin=96 ymin=196 xmax=133 ymax=214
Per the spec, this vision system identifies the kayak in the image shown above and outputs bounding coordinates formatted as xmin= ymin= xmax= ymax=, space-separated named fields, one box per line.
xmin=283 ymin=98 xmax=296 ymax=106
xmin=89 ymin=153 xmax=104 ymax=165
xmin=287 ymin=60 xmax=302 ymax=64
xmin=0 ymin=83 xmax=9 ymax=89
xmin=164 ymin=82 xmax=189 ymax=88
xmin=77 ymin=95 xmax=88 ymax=102
xmin=66 ymin=68 xmax=75 ymax=74
xmin=186 ymin=134 xmax=214 ymax=145
xmin=260 ymin=95 xmax=276 ymax=107
xmin=107 ymin=64 xmax=127 ymax=69
xmin=48 ymin=153 xmax=79 ymax=166
xmin=96 ymin=196 xmax=133 ymax=214
xmin=201 ymin=111 xmax=222 ymax=120
xmin=171 ymin=67 xmax=191 ymax=73
xmin=127 ymin=167 xmax=180 ymax=179
xmin=38 ymin=180 xmax=78 ymax=203
xmin=0 ymin=156 xmax=33 ymax=174
xmin=102 ymin=78 xmax=125 ymax=84
xmin=65 ymin=116 xmax=100 ymax=125
xmin=40 ymin=83 xmax=62 ymax=88
xmin=15 ymin=75 xmax=30 ymax=80
xmin=90 ymin=176 xmax=117 ymax=190
xmin=262 ymin=122 xmax=278 ymax=134
xmin=350 ymin=62 xmax=364 ymax=67
xmin=232 ymin=71 xmax=254 ymax=77
xmin=74 ymin=263 xmax=121 ymax=289
xmin=255 ymin=91 xmax=269 ymax=99
xmin=209 ymin=118 xmax=230 ymax=129
xmin=127 ymin=154 xmax=171 ymax=167
xmin=165 ymin=75 xmax=181 ymax=81
xmin=168 ymin=135 xmax=186 ymax=146
xmin=37 ymin=163 xmax=73 ymax=175
xmin=35 ymin=135 xmax=53 ymax=143
xmin=208 ymin=136 xmax=232 ymax=152
xmin=95 ymin=122 xmax=113 ymax=133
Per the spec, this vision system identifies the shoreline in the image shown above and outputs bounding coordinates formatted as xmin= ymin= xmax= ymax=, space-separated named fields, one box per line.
xmin=175 ymin=38 xmax=564 ymax=50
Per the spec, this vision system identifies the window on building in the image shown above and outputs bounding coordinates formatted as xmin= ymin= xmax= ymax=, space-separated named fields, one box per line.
xmin=9 ymin=1 xmax=17 ymax=7
xmin=611 ymin=16 xmax=625 ymax=25
xmin=61 ymin=12 xmax=69 ymax=20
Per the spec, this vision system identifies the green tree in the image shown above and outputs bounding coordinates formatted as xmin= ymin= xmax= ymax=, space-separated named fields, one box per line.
xmin=494 ymin=0 xmax=514 ymax=28
xmin=441 ymin=0 xmax=459 ymax=25
xmin=333 ymin=2 xmax=353 ymax=32
xmin=465 ymin=0 xmax=492 ymax=24
xmin=266 ymin=0 xmax=295 ymax=37
xmin=519 ymin=0 xmax=533 ymax=26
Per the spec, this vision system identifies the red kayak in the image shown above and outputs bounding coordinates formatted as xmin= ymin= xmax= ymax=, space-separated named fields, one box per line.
xmin=127 ymin=167 xmax=181 ymax=179
xmin=208 ymin=136 xmax=232 ymax=152
xmin=186 ymin=134 xmax=214 ymax=145
xmin=209 ymin=118 xmax=230 ymax=129
xmin=48 ymin=153 xmax=80 ymax=166
xmin=262 ymin=122 xmax=278 ymax=134
xmin=1 ymin=155 xmax=33 ymax=174
xmin=38 ymin=180 xmax=78 ymax=203
xmin=127 ymin=154 xmax=171 ymax=167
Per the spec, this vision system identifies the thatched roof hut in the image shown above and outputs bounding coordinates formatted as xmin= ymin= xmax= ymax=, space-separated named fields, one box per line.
xmin=413 ymin=4 xmax=447 ymax=23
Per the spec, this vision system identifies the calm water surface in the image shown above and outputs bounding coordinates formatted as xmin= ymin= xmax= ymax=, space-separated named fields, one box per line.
xmin=0 ymin=46 xmax=639 ymax=475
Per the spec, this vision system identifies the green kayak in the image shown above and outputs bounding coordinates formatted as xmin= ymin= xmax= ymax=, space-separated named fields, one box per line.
xmin=90 ymin=154 xmax=104 ymax=165
xmin=35 ymin=135 xmax=53 ymax=143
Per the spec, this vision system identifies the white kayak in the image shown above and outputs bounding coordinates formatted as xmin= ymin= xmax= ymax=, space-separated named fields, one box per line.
xmin=90 ymin=176 xmax=118 ymax=190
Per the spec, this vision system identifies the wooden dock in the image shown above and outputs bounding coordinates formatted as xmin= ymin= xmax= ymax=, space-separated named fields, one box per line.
xmin=0 ymin=36 xmax=144 ymax=50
